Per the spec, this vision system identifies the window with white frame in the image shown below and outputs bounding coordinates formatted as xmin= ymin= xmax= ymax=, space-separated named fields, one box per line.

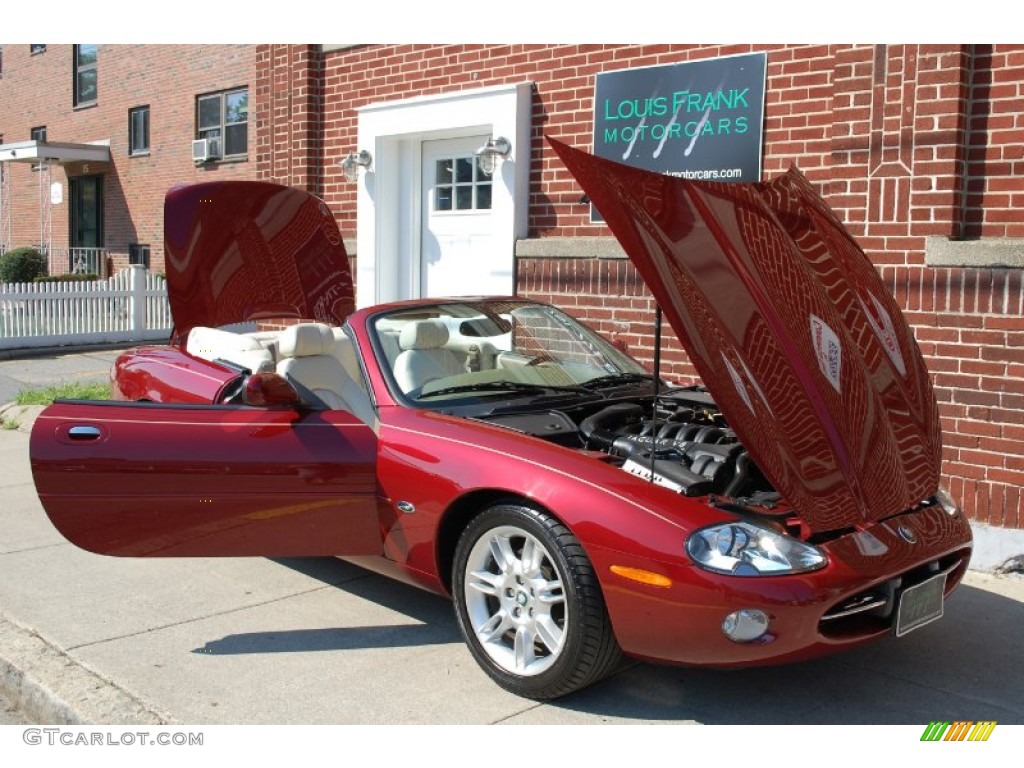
xmin=129 ymin=106 xmax=149 ymax=156
xmin=129 ymin=243 xmax=150 ymax=268
xmin=196 ymin=88 xmax=248 ymax=158
xmin=433 ymin=156 xmax=492 ymax=212
xmin=73 ymin=45 xmax=97 ymax=106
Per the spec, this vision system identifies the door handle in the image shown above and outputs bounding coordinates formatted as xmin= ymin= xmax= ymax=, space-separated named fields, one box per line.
xmin=68 ymin=425 xmax=102 ymax=441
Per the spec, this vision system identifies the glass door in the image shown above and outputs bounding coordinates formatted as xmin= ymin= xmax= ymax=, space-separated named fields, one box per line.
xmin=69 ymin=175 xmax=103 ymax=272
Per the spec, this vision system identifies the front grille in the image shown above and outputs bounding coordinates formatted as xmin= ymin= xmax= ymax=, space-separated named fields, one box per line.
xmin=819 ymin=552 xmax=967 ymax=639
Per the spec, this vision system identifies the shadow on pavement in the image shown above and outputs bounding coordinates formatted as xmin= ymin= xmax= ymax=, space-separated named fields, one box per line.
xmin=558 ymin=583 xmax=1024 ymax=724
xmin=194 ymin=556 xmax=459 ymax=656
xmin=214 ymin=558 xmax=1024 ymax=725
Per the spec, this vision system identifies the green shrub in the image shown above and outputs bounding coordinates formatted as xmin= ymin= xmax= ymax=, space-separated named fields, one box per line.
xmin=34 ymin=273 xmax=100 ymax=283
xmin=0 ymin=247 xmax=48 ymax=283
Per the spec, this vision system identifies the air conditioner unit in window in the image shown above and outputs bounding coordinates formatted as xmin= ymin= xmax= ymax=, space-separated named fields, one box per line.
xmin=191 ymin=137 xmax=222 ymax=163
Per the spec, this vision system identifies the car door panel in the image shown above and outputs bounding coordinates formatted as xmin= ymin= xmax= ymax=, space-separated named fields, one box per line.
xmin=31 ymin=401 xmax=380 ymax=557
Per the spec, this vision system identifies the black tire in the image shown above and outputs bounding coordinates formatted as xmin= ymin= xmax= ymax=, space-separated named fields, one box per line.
xmin=452 ymin=502 xmax=622 ymax=700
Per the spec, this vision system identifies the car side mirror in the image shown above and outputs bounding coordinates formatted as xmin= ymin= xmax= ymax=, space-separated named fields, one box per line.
xmin=243 ymin=372 xmax=302 ymax=407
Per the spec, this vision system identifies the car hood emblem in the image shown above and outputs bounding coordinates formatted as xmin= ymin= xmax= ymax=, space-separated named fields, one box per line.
xmin=897 ymin=525 xmax=917 ymax=544
xmin=548 ymin=137 xmax=942 ymax=534
xmin=163 ymin=181 xmax=355 ymax=337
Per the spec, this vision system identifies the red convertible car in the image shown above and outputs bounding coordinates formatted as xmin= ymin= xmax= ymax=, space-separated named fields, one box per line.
xmin=30 ymin=140 xmax=972 ymax=700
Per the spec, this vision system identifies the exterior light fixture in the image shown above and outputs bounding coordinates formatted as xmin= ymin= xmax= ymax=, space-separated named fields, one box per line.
xmin=340 ymin=149 xmax=373 ymax=182
xmin=474 ymin=136 xmax=511 ymax=176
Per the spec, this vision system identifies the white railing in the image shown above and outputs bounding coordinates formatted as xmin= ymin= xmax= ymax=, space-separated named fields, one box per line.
xmin=41 ymin=247 xmax=111 ymax=279
xmin=0 ymin=265 xmax=172 ymax=350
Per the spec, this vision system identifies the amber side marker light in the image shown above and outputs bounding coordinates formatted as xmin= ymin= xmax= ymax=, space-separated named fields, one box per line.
xmin=610 ymin=565 xmax=672 ymax=588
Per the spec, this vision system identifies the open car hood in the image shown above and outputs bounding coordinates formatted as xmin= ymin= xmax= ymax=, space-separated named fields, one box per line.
xmin=549 ymin=138 xmax=941 ymax=533
xmin=164 ymin=181 xmax=354 ymax=336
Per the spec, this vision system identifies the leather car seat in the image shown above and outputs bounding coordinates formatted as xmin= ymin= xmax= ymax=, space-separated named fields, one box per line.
xmin=186 ymin=326 xmax=275 ymax=373
xmin=392 ymin=320 xmax=465 ymax=393
xmin=276 ymin=323 xmax=377 ymax=429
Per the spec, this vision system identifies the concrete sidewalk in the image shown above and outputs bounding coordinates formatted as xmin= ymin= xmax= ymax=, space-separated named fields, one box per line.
xmin=1 ymin=427 xmax=1023 ymax=725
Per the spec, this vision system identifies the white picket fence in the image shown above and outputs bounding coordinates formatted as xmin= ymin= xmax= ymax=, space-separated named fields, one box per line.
xmin=0 ymin=265 xmax=172 ymax=350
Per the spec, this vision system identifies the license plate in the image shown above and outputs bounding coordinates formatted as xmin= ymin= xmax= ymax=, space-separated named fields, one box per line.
xmin=894 ymin=572 xmax=946 ymax=637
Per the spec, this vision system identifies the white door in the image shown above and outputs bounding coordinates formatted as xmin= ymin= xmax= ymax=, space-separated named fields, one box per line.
xmin=420 ymin=136 xmax=501 ymax=297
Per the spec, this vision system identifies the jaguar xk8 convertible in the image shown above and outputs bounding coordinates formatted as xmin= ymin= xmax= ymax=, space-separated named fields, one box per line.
xmin=29 ymin=139 xmax=973 ymax=700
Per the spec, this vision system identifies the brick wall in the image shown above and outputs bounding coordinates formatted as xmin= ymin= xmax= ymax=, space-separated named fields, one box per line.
xmin=256 ymin=44 xmax=322 ymax=193
xmin=0 ymin=44 xmax=256 ymax=273
xmin=263 ymin=43 xmax=1022 ymax=528
xmin=4 ymin=44 xmax=1017 ymax=528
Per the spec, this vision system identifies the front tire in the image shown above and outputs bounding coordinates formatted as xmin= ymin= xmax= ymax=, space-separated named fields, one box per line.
xmin=452 ymin=502 xmax=622 ymax=699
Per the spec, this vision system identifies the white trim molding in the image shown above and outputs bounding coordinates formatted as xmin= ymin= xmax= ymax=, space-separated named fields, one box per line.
xmin=354 ymin=82 xmax=533 ymax=307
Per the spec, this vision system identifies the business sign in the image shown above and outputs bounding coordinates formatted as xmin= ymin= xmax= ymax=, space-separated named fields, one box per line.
xmin=592 ymin=52 xmax=767 ymax=219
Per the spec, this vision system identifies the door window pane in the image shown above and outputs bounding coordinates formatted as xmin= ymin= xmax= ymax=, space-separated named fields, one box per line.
xmin=71 ymin=177 xmax=103 ymax=249
xmin=436 ymin=160 xmax=453 ymax=185
xmin=476 ymin=183 xmax=492 ymax=210
xmin=435 ymin=186 xmax=453 ymax=211
xmin=431 ymin=154 xmax=492 ymax=213
xmin=455 ymin=158 xmax=474 ymax=184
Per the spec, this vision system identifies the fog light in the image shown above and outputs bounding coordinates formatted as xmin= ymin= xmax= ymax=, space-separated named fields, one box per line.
xmin=722 ymin=609 xmax=769 ymax=642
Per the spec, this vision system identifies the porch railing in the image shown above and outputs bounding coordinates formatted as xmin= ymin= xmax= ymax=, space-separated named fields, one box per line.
xmin=38 ymin=246 xmax=111 ymax=279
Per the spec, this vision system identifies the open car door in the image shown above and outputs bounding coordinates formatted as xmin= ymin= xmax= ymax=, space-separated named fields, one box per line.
xmin=30 ymin=401 xmax=379 ymax=557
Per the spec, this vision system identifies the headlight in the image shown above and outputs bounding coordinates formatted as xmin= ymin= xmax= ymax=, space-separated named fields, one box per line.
xmin=934 ymin=487 xmax=960 ymax=517
xmin=686 ymin=521 xmax=827 ymax=576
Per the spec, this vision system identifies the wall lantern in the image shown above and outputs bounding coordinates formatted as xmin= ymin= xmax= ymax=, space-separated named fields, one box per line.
xmin=474 ymin=136 xmax=511 ymax=176
xmin=340 ymin=149 xmax=373 ymax=182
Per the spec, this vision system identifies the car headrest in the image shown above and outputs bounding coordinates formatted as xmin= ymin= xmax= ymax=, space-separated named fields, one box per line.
xmin=278 ymin=323 xmax=336 ymax=359
xmin=399 ymin=320 xmax=449 ymax=351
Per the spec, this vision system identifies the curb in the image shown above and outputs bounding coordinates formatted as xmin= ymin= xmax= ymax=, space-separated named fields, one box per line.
xmin=0 ymin=613 xmax=175 ymax=725
xmin=0 ymin=403 xmax=44 ymax=434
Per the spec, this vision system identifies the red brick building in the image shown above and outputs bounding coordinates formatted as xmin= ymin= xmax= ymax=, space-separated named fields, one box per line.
xmin=0 ymin=44 xmax=255 ymax=274
xmin=1 ymin=43 xmax=1022 ymax=548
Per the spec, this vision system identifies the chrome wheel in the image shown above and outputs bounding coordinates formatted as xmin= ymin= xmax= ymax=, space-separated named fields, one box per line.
xmin=463 ymin=524 xmax=567 ymax=676
xmin=452 ymin=502 xmax=622 ymax=700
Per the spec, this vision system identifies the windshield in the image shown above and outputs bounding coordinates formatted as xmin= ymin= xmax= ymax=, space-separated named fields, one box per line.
xmin=370 ymin=300 xmax=649 ymax=405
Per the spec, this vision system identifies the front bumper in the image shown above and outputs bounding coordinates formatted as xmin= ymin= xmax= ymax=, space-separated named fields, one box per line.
xmin=593 ymin=501 xmax=973 ymax=666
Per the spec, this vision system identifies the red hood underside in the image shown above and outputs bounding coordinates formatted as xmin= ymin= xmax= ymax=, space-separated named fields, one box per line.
xmin=164 ymin=181 xmax=354 ymax=336
xmin=549 ymin=138 xmax=941 ymax=533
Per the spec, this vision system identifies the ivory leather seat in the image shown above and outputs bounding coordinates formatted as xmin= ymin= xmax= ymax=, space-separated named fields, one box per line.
xmin=276 ymin=323 xmax=377 ymax=429
xmin=186 ymin=326 xmax=275 ymax=373
xmin=392 ymin=320 xmax=465 ymax=393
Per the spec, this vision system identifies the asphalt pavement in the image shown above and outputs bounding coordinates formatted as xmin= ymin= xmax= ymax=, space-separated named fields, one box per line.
xmin=0 ymin=344 xmax=127 ymax=405
xmin=0 ymin=346 xmax=1023 ymax=725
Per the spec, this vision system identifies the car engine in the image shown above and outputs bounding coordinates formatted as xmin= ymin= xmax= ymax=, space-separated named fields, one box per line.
xmin=482 ymin=387 xmax=775 ymax=502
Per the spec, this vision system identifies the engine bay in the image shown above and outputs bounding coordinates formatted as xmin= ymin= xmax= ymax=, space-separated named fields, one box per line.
xmin=480 ymin=386 xmax=778 ymax=505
